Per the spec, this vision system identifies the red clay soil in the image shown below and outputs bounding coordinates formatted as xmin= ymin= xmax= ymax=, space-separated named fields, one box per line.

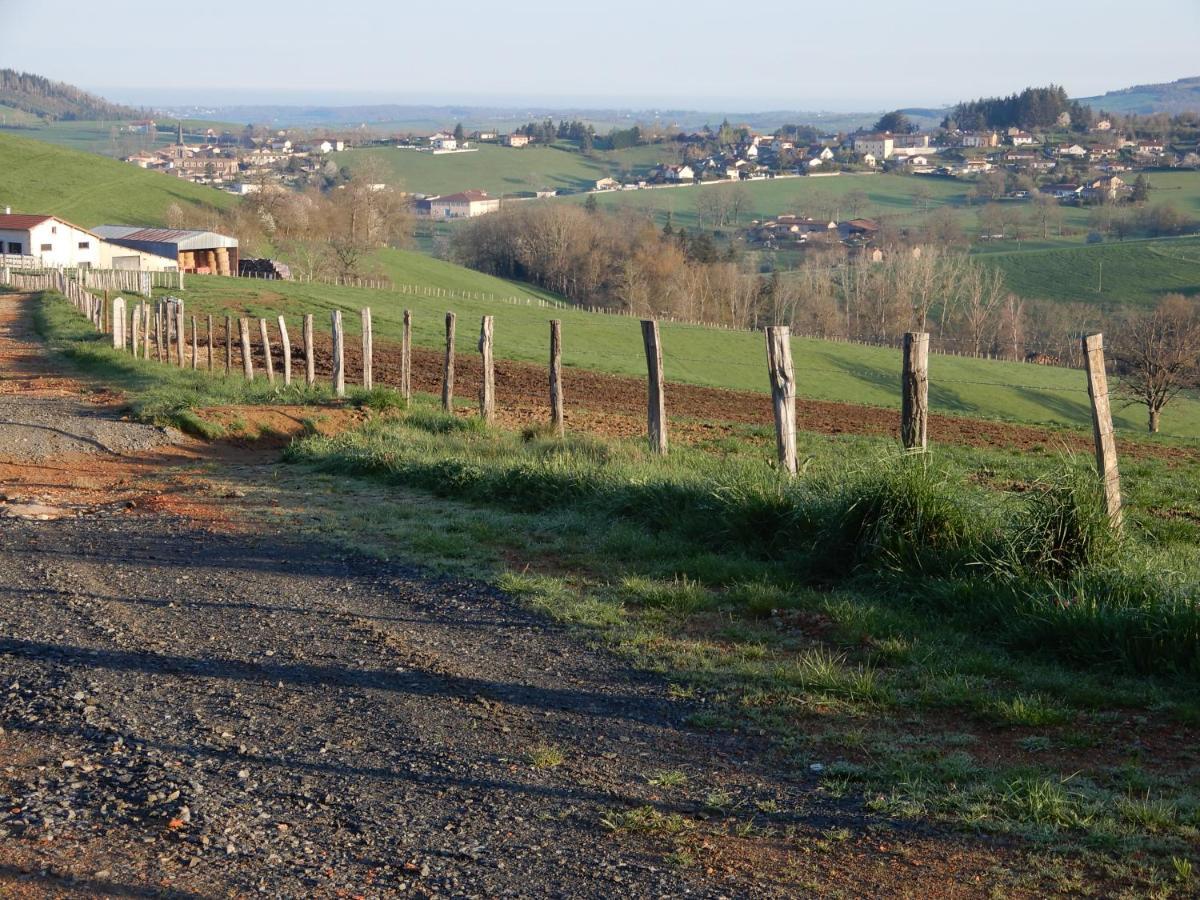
xmin=289 ymin=333 xmax=1194 ymax=462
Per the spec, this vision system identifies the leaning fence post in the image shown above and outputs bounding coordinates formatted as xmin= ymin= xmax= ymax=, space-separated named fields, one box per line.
xmin=641 ymin=319 xmax=668 ymax=455
xmin=277 ymin=315 xmax=292 ymax=386
xmin=303 ymin=314 xmax=315 ymax=386
xmin=331 ymin=309 xmax=345 ymax=397
xmin=549 ymin=319 xmax=564 ymax=437
xmin=1082 ymin=333 xmax=1122 ymax=530
xmin=259 ymin=318 xmax=275 ymax=384
xmin=901 ymin=332 xmax=929 ymax=451
xmin=239 ymin=317 xmax=254 ymax=380
xmin=361 ymin=307 xmax=373 ymax=390
xmin=764 ymin=326 xmax=797 ymax=474
xmin=442 ymin=311 xmax=456 ymax=412
xmin=112 ymin=296 xmax=126 ymax=351
xmin=401 ymin=309 xmax=412 ymax=403
xmin=478 ymin=315 xmax=495 ymax=423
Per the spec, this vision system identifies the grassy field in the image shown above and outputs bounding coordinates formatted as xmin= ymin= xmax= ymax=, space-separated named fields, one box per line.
xmin=0 ymin=117 xmax=243 ymax=157
xmin=0 ymin=131 xmax=236 ymax=227
xmin=338 ymin=142 xmax=672 ymax=196
xmin=983 ymin=236 xmax=1200 ymax=307
xmin=36 ymin=290 xmax=1200 ymax=890
xmin=167 ymin=273 xmax=1200 ymax=438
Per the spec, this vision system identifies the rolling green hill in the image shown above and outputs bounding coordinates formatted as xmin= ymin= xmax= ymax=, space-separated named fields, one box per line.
xmin=338 ymin=142 xmax=671 ymax=196
xmin=0 ymin=130 xmax=236 ymax=227
xmin=982 ymin=236 xmax=1200 ymax=307
xmin=168 ymin=272 xmax=1200 ymax=439
xmin=1079 ymin=76 xmax=1200 ymax=116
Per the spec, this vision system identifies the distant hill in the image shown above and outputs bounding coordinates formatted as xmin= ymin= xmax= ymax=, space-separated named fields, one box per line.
xmin=0 ymin=131 xmax=235 ymax=227
xmin=0 ymin=69 xmax=142 ymax=121
xmin=1078 ymin=76 xmax=1200 ymax=116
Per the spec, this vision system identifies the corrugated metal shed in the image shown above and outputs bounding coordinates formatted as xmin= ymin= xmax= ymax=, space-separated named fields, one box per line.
xmin=94 ymin=224 xmax=238 ymax=254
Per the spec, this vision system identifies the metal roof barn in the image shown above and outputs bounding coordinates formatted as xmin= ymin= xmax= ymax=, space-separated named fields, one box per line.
xmin=94 ymin=225 xmax=239 ymax=275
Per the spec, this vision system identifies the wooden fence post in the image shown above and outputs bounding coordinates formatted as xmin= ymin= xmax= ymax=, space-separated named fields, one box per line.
xmin=361 ymin=307 xmax=373 ymax=390
xmin=641 ymin=319 xmax=668 ymax=456
xmin=331 ymin=309 xmax=345 ymax=398
xmin=239 ymin=317 xmax=254 ymax=380
xmin=156 ymin=302 xmax=166 ymax=361
xmin=191 ymin=316 xmax=199 ymax=370
xmin=549 ymin=319 xmax=564 ymax=437
xmin=764 ymin=326 xmax=797 ymax=474
xmin=259 ymin=318 xmax=275 ymax=384
xmin=478 ymin=315 xmax=494 ymax=423
xmin=277 ymin=315 xmax=292 ymax=386
xmin=401 ymin=309 xmax=412 ymax=403
xmin=175 ymin=301 xmax=186 ymax=367
xmin=207 ymin=315 xmax=214 ymax=372
xmin=1082 ymin=333 xmax=1122 ymax=529
xmin=901 ymin=332 xmax=929 ymax=452
xmin=130 ymin=302 xmax=141 ymax=357
xmin=225 ymin=315 xmax=232 ymax=375
xmin=112 ymin=297 xmax=126 ymax=350
xmin=303 ymin=314 xmax=315 ymax=387
xmin=442 ymin=311 xmax=456 ymax=412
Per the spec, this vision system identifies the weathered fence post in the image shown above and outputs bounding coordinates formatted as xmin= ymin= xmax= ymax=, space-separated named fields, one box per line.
xmin=401 ymin=309 xmax=412 ymax=403
xmin=764 ymin=326 xmax=797 ymax=474
xmin=207 ymin=315 xmax=214 ymax=372
xmin=478 ymin=315 xmax=494 ymax=423
xmin=154 ymin=304 xmax=163 ymax=361
xmin=549 ymin=319 xmax=564 ymax=437
xmin=224 ymin=315 xmax=233 ymax=375
xmin=191 ymin=316 xmax=199 ymax=370
xmin=112 ymin=297 xmax=126 ymax=350
xmin=331 ymin=309 xmax=345 ymax=398
xmin=175 ymin=301 xmax=186 ymax=367
xmin=130 ymin=302 xmax=141 ymax=357
xmin=239 ymin=317 xmax=254 ymax=380
xmin=442 ymin=312 xmax=456 ymax=412
xmin=303 ymin=314 xmax=315 ymax=387
xmin=901 ymin=332 xmax=929 ymax=452
xmin=259 ymin=318 xmax=275 ymax=384
xmin=361 ymin=307 xmax=373 ymax=390
xmin=641 ymin=319 xmax=668 ymax=455
xmin=277 ymin=315 xmax=292 ymax=386
xmin=1082 ymin=333 xmax=1122 ymax=530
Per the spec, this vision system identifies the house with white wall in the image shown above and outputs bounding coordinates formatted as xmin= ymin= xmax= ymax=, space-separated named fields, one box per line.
xmin=0 ymin=213 xmax=103 ymax=267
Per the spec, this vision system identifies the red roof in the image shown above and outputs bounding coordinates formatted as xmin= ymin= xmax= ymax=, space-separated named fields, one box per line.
xmin=436 ymin=190 xmax=493 ymax=203
xmin=0 ymin=214 xmax=53 ymax=230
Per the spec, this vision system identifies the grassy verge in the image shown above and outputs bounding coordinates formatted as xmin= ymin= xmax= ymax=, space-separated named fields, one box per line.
xmin=276 ymin=405 xmax=1200 ymax=885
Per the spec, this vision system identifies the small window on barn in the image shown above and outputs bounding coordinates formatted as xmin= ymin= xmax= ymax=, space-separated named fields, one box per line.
xmin=40 ymin=243 xmax=52 ymax=251
xmin=78 ymin=241 xmax=90 ymax=249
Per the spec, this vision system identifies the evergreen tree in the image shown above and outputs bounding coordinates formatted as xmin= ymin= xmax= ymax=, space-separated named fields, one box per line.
xmin=1132 ymin=174 xmax=1151 ymax=203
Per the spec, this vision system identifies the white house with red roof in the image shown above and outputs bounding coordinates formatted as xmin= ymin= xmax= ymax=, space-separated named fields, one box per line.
xmin=0 ymin=213 xmax=103 ymax=267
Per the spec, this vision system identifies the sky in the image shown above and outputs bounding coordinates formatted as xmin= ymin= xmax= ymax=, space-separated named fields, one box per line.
xmin=2 ymin=0 xmax=1198 ymax=111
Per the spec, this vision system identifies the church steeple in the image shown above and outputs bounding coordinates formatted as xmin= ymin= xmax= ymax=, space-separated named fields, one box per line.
xmin=177 ymin=121 xmax=183 ymax=145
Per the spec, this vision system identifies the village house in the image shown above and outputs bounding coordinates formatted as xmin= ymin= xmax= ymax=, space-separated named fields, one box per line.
xmin=660 ymin=164 xmax=695 ymax=182
xmin=862 ymin=153 xmax=877 ymax=168
xmin=503 ymin=133 xmax=530 ymax=148
xmin=1092 ymin=119 xmax=1113 ymax=132
xmin=309 ymin=139 xmax=345 ymax=154
xmin=416 ymin=190 xmax=502 ymax=219
xmin=1040 ymin=182 xmax=1082 ymax=199
xmin=1057 ymin=143 xmax=1088 ymax=157
xmin=594 ymin=177 xmax=620 ymax=191
xmin=1136 ymin=139 xmax=1166 ymax=157
xmin=961 ymin=131 xmax=1000 ymax=148
xmin=1082 ymin=175 xmax=1127 ymax=203
xmin=0 ymin=213 xmax=102 ymax=267
xmin=853 ymin=133 xmax=894 ymax=159
xmin=1008 ymin=130 xmax=1037 ymax=146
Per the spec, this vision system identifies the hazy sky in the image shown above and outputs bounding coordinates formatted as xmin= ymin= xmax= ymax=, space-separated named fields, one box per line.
xmin=2 ymin=0 xmax=1197 ymax=110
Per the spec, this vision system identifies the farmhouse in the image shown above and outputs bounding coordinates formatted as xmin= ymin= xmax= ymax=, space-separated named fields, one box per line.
xmin=432 ymin=136 xmax=458 ymax=151
xmin=659 ymin=164 xmax=695 ymax=182
xmin=1008 ymin=131 xmax=1037 ymax=146
xmin=594 ymin=177 xmax=620 ymax=191
xmin=416 ymin=190 xmax=502 ymax=219
xmin=503 ymin=134 xmax=531 ymax=148
xmin=1040 ymin=183 xmax=1081 ymax=199
xmin=0 ymin=213 xmax=102 ymax=267
xmin=94 ymin=225 xmax=239 ymax=274
xmin=960 ymin=131 xmax=1000 ymax=148
xmin=1082 ymin=175 xmax=1127 ymax=203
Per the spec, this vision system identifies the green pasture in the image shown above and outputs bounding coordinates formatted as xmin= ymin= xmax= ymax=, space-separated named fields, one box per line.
xmin=0 ymin=131 xmax=236 ymax=227
xmin=337 ymin=142 xmax=671 ymax=196
xmin=169 ymin=271 xmax=1200 ymax=439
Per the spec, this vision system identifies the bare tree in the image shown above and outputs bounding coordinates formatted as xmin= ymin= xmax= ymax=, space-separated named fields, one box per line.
xmin=1113 ymin=294 xmax=1200 ymax=433
xmin=957 ymin=262 xmax=1007 ymax=356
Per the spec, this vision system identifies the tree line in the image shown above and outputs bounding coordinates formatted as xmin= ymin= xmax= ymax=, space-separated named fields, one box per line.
xmin=0 ymin=68 xmax=142 ymax=121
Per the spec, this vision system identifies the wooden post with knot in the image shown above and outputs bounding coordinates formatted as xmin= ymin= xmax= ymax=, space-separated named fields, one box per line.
xmin=901 ymin=332 xmax=929 ymax=451
xmin=764 ymin=326 xmax=797 ymax=474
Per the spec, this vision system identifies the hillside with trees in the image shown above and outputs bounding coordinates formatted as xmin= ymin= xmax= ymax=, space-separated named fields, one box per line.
xmin=0 ymin=69 xmax=141 ymax=121
xmin=946 ymin=85 xmax=1093 ymax=131
xmin=1078 ymin=75 xmax=1200 ymax=115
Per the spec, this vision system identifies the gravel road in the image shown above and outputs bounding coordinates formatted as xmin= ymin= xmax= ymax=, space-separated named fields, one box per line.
xmin=0 ymin=291 xmax=819 ymax=897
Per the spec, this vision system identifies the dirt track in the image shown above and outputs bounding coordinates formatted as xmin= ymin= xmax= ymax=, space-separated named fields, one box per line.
xmin=1 ymin=303 xmax=1046 ymax=894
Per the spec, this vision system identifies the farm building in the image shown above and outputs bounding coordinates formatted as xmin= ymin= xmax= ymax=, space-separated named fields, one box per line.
xmin=503 ymin=134 xmax=530 ymax=148
xmin=0 ymin=213 xmax=103 ymax=267
xmin=94 ymin=225 xmax=239 ymax=275
xmin=416 ymin=190 xmax=501 ymax=220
